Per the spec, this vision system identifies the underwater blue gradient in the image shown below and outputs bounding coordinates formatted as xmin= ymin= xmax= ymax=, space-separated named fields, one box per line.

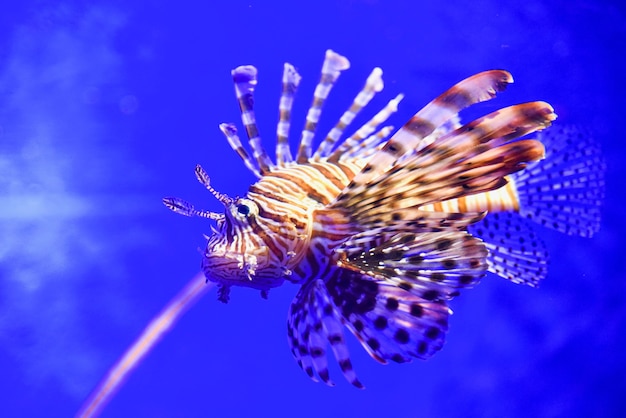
xmin=1 ymin=1 xmax=624 ymax=417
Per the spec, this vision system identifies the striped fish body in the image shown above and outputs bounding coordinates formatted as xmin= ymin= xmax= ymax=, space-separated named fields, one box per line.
xmin=203 ymin=159 xmax=363 ymax=291
xmin=164 ymin=49 xmax=602 ymax=385
xmin=198 ymin=121 xmax=544 ymax=300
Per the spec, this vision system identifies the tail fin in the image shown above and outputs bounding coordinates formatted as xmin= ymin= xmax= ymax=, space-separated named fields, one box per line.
xmin=512 ymin=125 xmax=606 ymax=237
xmin=466 ymin=125 xmax=604 ymax=286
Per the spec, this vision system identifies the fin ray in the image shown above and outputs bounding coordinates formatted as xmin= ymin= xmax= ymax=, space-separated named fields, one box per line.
xmin=513 ymin=125 xmax=606 ymax=237
xmin=469 ymin=212 xmax=549 ymax=286
xmin=331 ymin=102 xmax=555 ymax=221
xmin=348 ymin=70 xmax=514 ymax=186
xmin=232 ymin=65 xmax=275 ymax=174
xmin=313 ymin=67 xmax=384 ymax=160
xmin=296 ymin=50 xmax=350 ymax=163
xmin=288 ymin=279 xmax=362 ymax=387
xmin=276 ymin=63 xmax=301 ymax=166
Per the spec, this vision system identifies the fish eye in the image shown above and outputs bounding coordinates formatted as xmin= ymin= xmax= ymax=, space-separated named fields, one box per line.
xmin=237 ymin=203 xmax=250 ymax=215
xmin=232 ymin=198 xmax=258 ymax=219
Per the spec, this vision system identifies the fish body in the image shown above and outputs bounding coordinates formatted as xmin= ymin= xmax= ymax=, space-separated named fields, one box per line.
xmin=164 ymin=50 xmax=604 ymax=386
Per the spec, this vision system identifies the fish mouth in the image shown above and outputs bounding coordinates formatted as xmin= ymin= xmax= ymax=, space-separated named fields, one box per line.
xmin=201 ymin=244 xmax=285 ymax=290
xmin=202 ymin=245 xmax=262 ymax=278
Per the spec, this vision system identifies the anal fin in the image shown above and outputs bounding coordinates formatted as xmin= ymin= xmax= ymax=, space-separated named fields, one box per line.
xmin=468 ymin=212 xmax=549 ymax=286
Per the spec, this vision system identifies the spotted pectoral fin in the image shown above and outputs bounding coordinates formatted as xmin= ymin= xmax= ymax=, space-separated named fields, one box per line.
xmin=325 ymin=270 xmax=451 ymax=365
xmin=287 ymin=279 xmax=360 ymax=388
xmin=337 ymin=230 xmax=488 ymax=301
xmin=468 ymin=212 xmax=549 ymax=286
xmin=288 ymin=271 xmax=453 ymax=387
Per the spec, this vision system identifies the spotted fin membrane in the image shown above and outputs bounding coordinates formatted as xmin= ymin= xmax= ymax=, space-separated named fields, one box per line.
xmin=288 ymin=271 xmax=451 ymax=388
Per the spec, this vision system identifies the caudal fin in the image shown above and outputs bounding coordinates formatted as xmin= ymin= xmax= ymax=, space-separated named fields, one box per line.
xmin=512 ymin=125 xmax=606 ymax=237
xmin=466 ymin=125 xmax=605 ymax=286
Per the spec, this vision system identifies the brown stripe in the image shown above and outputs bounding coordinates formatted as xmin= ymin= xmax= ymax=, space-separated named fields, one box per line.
xmin=313 ymin=229 xmax=349 ymax=242
xmin=458 ymin=196 xmax=467 ymax=212
xmin=269 ymin=170 xmax=331 ymax=205
xmin=309 ymin=162 xmax=347 ymax=190
xmin=319 ymin=73 xmax=334 ymax=85
xmin=435 ymin=88 xmax=473 ymax=111
xmin=248 ymin=216 xmax=283 ymax=261
xmin=255 ymin=201 xmax=307 ymax=231
xmin=234 ymin=146 xmax=250 ymax=162
xmin=249 ymin=184 xmax=294 ymax=205
xmin=404 ymin=116 xmax=436 ymax=137
xmin=238 ymin=95 xmax=253 ymax=111
xmin=304 ymin=120 xmax=318 ymax=132
xmin=506 ymin=180 xmax=520 ymax=211
xmin=282 ymin=82 xmax=297 ymax=94
xmin=245 ymin=124 xmax=260 ymax=140
xmin=335 ymin=161 xmax=360 ymax=180
xmin=381 ymin=140 xmax=406 ymax=157
xmin=279 ymin=109 xmax=291 ymax=121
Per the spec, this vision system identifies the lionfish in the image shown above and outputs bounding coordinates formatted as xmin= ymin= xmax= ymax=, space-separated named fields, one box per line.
xmin=158 ymin=50 xmax=604 ymax=387
xmin=77 ymin=50 xmax=604 ymax=417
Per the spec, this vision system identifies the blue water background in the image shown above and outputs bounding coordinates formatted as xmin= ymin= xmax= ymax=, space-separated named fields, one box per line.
xmin=1 ymin=1 xmax=624 ymax=417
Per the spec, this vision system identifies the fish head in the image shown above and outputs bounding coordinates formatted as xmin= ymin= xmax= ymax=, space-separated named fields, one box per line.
xmin=202 ymin=196 xmax=290 ymax=300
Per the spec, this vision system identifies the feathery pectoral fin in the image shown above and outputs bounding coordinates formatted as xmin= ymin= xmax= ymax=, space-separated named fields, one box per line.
xmin=288 ymin=270 xmax=454 ymax=387
xmin=349 ymin=70 xmax=514 ymax=186
xmin=287 ymin=279 xmax=361 ymax=388
xmin=331 ymin=102 xmax=554 ymax=221
xmin=326 ymin=271 xmax=451 ymax=365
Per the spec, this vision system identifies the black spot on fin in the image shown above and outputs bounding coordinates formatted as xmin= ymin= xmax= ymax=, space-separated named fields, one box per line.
xmin=326 ymin=270 xmax=451 ymax=365
xmin=338 ymin=230 xmax=488 ymax=301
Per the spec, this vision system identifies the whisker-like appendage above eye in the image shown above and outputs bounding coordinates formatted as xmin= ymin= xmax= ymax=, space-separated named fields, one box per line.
xmin=162 ymin=197 xmax=225 ymax=221
xmin=194 ymin=164 xmax=234 ymax=206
